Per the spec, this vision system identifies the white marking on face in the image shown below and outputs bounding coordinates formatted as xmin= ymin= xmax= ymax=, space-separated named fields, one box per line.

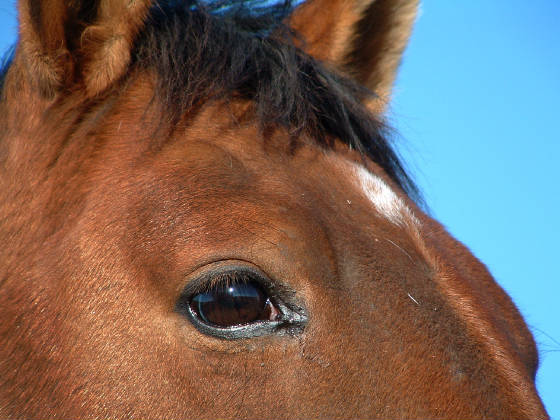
xmin=353 ymin=164 xmax=420 ymax=228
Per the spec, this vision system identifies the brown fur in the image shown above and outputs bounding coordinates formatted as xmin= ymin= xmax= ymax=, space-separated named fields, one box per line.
xmin=0 ymin=0 xmax=549 ymax=418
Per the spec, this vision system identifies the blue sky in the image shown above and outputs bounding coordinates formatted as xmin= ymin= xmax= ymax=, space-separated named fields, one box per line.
xmin=1 ymin=1 xmax=558 ymax=417
xmin=392 ymin=2 xmax=559 ymax=417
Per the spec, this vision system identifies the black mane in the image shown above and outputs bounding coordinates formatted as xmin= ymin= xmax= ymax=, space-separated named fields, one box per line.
xmin=133 ymin=0 xmax=420 ymax=201
xmin=0 ymin=46 xmax=14 ymax=94
xmin=0 ymin=0 xmax=419 ymax=202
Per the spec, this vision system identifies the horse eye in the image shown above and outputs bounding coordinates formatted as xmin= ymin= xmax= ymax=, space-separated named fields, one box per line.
xmin=176 ymin=266 xmax=307 ymax=339
xmin=189 ymin=281 xmax=279 ymax=327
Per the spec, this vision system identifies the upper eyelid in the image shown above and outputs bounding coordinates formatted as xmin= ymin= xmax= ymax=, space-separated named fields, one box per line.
xmin=180 ymin=264 xmax=274 ymax=297
xmin=197 ymin=271 xmax=261 ymax=292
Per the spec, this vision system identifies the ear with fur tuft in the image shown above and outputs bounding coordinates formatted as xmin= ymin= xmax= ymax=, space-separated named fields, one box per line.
xmin=18 ymin=0 xmax=153 ymax=98
xmin=290 ymin=0 xmax=418 ymax=110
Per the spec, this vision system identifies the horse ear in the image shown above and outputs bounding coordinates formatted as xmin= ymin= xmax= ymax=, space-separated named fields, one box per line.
xmin=290 ymin=0 xmax=418 ymax=110
xmin=17 ymin=0 xmax=153 ymax=97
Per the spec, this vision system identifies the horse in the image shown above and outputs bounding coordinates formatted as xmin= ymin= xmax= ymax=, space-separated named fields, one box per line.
xmin=0 ymin=0 xmax=549 ymax=418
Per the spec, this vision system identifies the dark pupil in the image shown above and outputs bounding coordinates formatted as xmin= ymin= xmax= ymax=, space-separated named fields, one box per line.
xmin=190 ymin=282 xmax=269 ymax=327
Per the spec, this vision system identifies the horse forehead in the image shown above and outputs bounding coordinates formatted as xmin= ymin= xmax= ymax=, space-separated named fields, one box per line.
xmin=189 ymin=129 xmax=420 ymax=232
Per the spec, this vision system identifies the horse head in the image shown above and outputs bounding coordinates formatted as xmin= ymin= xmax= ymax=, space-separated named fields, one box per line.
xmin=0 ymin=0 xmax=548 ymax=418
